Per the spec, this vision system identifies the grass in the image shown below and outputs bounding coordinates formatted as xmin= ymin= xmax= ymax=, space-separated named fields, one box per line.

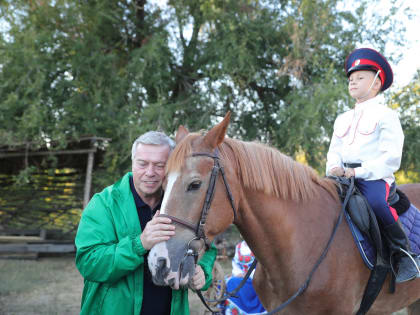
xmin=0 ymin=256 xmax=408 ymax=315
xmin=0 ymin=256 xmax=82 ymax=314
xmin=0 ymin=255 xmax=230 ymax=315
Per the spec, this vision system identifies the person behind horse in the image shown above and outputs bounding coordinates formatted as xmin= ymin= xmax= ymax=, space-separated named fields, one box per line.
xmin=75 ymin=131 xmax=217 ymax=315
xmin=221 ymin=240 xmax=265 ymax=315
xmin=326 ymin=47 xmax=420 ymax=283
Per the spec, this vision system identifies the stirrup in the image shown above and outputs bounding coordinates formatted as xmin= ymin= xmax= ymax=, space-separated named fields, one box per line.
xmin=391 ymin=248 xmax=420 ymax=282
xmin=399 ymin=248 xmax=420 ymax=274
xmin=390 ymin=248 xmax=420 ymax=276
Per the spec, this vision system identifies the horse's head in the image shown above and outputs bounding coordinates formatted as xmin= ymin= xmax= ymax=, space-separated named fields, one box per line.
xmin=148 ymin=112 xmax=238 ymax=289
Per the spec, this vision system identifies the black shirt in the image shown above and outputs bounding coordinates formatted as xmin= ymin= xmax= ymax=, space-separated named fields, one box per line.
xmin=129 ymin=176 xmax=172 ymax=315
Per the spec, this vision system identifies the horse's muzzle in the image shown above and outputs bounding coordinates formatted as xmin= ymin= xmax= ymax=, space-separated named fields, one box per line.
xmin=148 ymin=241 xmax=196 ymax=289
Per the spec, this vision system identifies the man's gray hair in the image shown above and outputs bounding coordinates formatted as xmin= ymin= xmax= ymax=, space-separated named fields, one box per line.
xmin=131 ymin=131 xmax=175 ymax=160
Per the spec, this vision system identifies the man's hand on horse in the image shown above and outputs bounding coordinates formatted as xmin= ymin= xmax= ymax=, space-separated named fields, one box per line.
xmin=344 ymin=168 xmax=355 ymax=178
xmin=329 ymin=167 xmax=345 ymax=177
xmin=190 ymin=265 xmax=206 ymax=290
xmin=140 ymin=210 xmax=175 ymax=250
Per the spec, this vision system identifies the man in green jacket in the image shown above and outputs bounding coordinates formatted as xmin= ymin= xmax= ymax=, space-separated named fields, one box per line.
xmin=75 ymin=131 xmax=217 ymax=315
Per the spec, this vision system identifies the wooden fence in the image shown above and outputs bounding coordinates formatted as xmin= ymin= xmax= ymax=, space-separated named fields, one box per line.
xmin=0 ymin=228 xmax=75 ymax=259
xmin=0 ymin=169 xmax=84 ymax=237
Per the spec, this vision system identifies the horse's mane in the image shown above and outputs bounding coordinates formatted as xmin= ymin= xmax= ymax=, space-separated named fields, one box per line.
xmin=166 ymin=133 xmax=338 ymax=202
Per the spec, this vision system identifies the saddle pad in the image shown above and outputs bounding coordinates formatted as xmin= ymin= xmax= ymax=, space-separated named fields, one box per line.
xmin=346 ymin=204 xmax=420 ymax=270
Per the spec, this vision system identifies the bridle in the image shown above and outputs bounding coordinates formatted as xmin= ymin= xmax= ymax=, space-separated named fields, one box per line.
xmin=159 ymin=149 xmax=239 ymax=314
xmin=159 ymin=148 xmax=355 ymax=315
xmin=159 ymin=149 xmax=237 ymax=250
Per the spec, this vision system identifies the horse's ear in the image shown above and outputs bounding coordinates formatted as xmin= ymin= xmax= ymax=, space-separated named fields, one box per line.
xmin=175 ymin=125 xmax=189 ymax=144
xmin=203 ymin=112 xmax=231 ymax=149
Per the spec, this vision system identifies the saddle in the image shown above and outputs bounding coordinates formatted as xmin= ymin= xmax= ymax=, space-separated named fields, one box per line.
xmin=333 ymin=176 xmax=411 ymax=250
xmin=329 ymin=176 xmax=412 ymax=315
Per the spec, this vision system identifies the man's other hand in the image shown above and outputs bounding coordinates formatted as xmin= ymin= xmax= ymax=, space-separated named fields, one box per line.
xmin=190 ymin=265 xmax=206 ymax=290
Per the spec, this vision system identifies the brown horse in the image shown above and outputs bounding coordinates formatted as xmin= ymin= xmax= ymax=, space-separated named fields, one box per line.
xmin=148 ymin=113 xmax=420 ymax=314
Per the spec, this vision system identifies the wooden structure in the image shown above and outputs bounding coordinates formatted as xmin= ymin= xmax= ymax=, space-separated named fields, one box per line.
xmin=0 ymin=228 xmax=75 ymax=259
xmin=0 ymin=136 xmax=109 ymax=257
xmin=0 ymin=136 xmax=109 ymax=208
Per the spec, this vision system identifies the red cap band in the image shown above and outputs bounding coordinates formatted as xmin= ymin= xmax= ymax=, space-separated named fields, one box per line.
xmin=351 ymin=59 xmax=385 ymax=85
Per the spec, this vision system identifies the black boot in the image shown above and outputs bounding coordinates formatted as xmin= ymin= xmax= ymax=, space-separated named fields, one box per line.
xmin=383 ymin=220 xmax=420 ymax=283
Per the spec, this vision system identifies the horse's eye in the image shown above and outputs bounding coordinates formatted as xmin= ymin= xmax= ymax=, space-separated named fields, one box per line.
xmin=187 ymin=181 xmax=202 ymax=191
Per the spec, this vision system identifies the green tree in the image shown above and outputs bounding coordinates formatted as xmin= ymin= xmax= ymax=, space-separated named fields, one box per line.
xmin=0 ymin=0 xmax=416 ymax=189
xmin=391 ymin=71 xmax=420 ymax=181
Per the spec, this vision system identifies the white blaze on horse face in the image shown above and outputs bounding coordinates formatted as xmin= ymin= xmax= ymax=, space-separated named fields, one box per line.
xmin=160 ymin=172 xmax=179 ymax=214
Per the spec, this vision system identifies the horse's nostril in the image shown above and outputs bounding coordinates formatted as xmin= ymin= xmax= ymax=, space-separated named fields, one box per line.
xmin=154 ymin=257 xmax=170 ymax=286
xmin=168 ymin=277 xmax=175 ymax=288
xmin=157 ymin=257 xmax=167 ymax=269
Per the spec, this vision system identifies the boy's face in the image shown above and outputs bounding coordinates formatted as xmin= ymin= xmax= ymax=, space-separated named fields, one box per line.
xmin=348 ymin=70 xmax=381 ymax=103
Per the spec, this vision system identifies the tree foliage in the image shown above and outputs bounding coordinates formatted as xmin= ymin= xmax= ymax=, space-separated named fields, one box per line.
xmin=0 ymin=0 xmax=417 ymax=188
xmin=391 ymin=71 xmax=420 ymax=179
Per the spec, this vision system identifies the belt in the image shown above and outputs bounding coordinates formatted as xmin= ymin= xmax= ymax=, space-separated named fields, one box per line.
xmin=344 ymin=162 xmax=361 ymax=168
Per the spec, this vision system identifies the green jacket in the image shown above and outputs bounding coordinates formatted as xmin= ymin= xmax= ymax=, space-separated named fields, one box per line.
xmin=75 ymin=173 xmax=217 ymax=315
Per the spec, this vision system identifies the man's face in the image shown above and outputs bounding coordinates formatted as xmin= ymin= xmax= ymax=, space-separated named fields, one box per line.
xmin=132 ymin=143 xmax=170 ymax=199
xmin=348 ymin=70 xmax=380 ymax=102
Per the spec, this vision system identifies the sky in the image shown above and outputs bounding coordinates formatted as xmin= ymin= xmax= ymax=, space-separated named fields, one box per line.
xmin=382 ymin=0 xmax=420 ymax=88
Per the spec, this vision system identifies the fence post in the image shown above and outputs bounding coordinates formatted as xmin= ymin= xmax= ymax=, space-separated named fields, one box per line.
xmin=83 ymin=150 xmax=95 ymax=209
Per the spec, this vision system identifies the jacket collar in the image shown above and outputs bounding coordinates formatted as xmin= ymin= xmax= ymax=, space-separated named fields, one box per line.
xmin=355 ymin=94 xmax=384 ymax=112
xmin=111 ymin=172 xmax=142 ymax=234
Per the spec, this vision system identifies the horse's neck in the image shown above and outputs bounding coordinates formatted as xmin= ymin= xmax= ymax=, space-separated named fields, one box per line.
xmin=237 ymin=187 xmax=340 ymax=284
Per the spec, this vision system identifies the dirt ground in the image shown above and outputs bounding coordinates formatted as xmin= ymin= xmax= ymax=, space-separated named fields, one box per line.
xmin=0 ymin=255 xmax=216 ymax=315
xmin=0 ymin=256 xmax=408 ymax=315
xmin=0 ymin=256 xmax=82 ymax=315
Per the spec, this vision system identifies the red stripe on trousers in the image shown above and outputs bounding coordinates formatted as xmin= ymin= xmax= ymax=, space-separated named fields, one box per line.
xmin=385 ymin=182 xmax=399 ymax=221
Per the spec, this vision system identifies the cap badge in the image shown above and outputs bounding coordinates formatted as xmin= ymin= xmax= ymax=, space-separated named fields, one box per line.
xmin=355 ymin=59 xmax=360 ymax=66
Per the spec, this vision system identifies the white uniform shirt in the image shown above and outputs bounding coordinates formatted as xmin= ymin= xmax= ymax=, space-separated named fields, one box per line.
xmin=326 ymin=95 xmax=404 ymax=185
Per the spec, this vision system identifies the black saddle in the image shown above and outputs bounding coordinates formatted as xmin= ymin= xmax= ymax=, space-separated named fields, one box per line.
xmin=332 ymin=177 xmax=411 ymax=236
xmin=329 ymin=176 xmax=411 ymax=315
xmin=331 ymin=176 xmax=410 ymax=251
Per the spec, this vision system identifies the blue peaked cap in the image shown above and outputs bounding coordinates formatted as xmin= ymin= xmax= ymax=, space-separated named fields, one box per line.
xmin=345 ymin=48 xmax=393 ymax=91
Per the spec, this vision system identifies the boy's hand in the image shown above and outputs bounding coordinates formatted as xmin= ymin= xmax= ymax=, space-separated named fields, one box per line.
xmin=140 ymin=210 xmax=175 ymax=250
xmin=344 ymin=168 xmax=355 ymax=178
xmin=329 ymin=167 xmax=345 ymax=177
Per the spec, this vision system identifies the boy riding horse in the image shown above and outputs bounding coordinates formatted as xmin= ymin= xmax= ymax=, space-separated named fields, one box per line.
xmin=326 ymin=47 xmax=420 ymax=283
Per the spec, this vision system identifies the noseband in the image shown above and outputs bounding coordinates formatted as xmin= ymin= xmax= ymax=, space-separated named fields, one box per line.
xmin=159 ymin=149 xmax=237 ymax=250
